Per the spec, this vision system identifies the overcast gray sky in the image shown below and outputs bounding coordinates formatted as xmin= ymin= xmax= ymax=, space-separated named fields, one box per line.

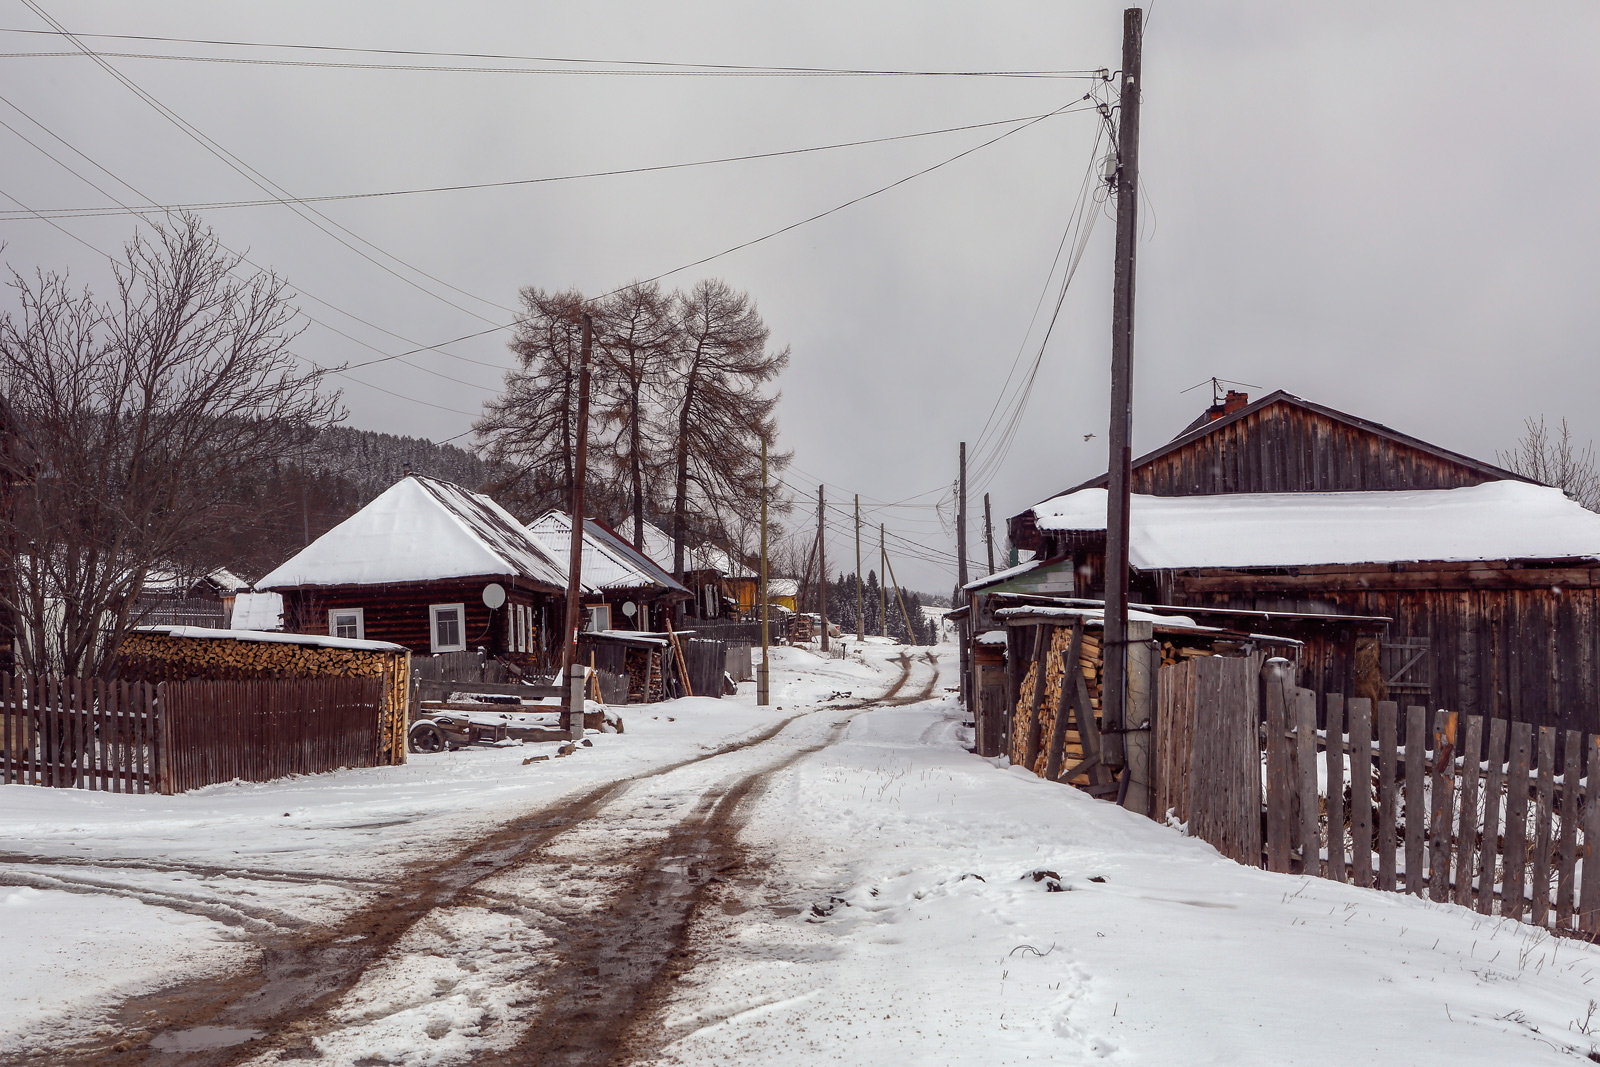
xmin=3 ymin=1 xmax=1598 ymax=593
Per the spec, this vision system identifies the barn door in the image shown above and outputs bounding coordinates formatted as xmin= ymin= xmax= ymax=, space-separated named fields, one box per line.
xmin=1381 ymin=638 xmax=1431 ymax=702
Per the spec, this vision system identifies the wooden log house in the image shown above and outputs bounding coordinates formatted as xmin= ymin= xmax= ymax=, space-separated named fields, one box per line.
xmin=256 ymin=475 xmax=569 ymax=671
xmin=1008 ymin=391 xmax=1600 ymax=733
xmin=527 ymin=511 xmax=691 ymax=632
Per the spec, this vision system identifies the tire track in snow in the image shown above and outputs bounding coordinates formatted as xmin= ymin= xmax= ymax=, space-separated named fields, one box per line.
xmin=15 ymin=664 xmax=922 ymax=1067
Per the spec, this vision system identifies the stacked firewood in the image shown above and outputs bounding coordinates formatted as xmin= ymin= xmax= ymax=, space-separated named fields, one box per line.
xmin=1010 ymin=625 xmax=1102 ymax=780
xmin=624 ymin=648 xmax=665 ymax=703
xmin=118 ymin=631 xmax=411 ymax=765
xmin=1158 ymin=641 xmax=1218 ymax=668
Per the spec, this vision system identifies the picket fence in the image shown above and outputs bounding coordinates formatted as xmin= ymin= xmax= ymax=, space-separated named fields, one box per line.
xmin=1158 ymin=656 xmax=1600 ymax=935
xmin=0 ymin=672 xmax=387 ymax=794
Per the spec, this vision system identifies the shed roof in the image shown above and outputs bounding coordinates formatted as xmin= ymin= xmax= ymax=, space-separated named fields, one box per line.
xmin=1031 ymin=481 xmax=1600 ymax=570
xmin=257 ymin=475 xmax=568 ymax=591
xmin=528 ymin=511 xmax=690 ymax=596
xmin=639 ymin=523 xmax=757 ymax=579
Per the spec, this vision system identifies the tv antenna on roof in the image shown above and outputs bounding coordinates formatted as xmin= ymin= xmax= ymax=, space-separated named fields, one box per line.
xmin=1180 ymin=376 xmax=1262 ymax=405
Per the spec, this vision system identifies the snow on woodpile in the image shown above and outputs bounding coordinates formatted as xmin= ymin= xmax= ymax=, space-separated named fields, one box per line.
xmin=256 ymin=475 xmax=568 ymax=589
xmin=1031 ymin=480 xmax=1600 ymax=568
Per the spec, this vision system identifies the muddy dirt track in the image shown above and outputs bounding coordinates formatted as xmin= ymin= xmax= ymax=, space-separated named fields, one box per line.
xmin=12 ymin=651 xmax=938 ymax=1067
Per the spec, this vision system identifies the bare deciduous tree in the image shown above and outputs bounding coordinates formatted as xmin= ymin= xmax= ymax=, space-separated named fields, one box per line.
xmin=665 ymin=279 xmax=791 ymax=582
xmin=0 ymin=216 xmax=342 ymax=675
xmin=1498 ymin=415 xmax=1600 ymax=512
xmin=594 ymin=282 xmax=673 ymax=550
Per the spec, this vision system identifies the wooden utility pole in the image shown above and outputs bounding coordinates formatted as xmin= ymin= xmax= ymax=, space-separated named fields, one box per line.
xmin=758 ymin=436 xmax=769 ymax=706
xmin=560 ymin=312 xmax=594 ymax=737
xmin=882 ymin=546 xmax=918 ymax=645
xmin=817 ymin=484 xmax=829 ymax=652
xmin=854 ymin=494 xmax=864 ymax=640
xmin=956 ymin=442 xmax=969 ymax=591
xmin=879 ymin=523 xmax=888 ymax=638
xmin=1102 ymin=7 xmax=1143 ymax=759
xmin=984 ymin=492 xmax=996 ymax=574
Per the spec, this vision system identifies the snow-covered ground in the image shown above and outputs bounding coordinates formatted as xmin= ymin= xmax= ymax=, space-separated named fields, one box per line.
xmin=5 ymin=639 xmax=1599 ymax=1064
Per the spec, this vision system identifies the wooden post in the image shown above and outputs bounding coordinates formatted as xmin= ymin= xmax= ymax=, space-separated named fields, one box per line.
xmin=1478 ymin=717 xmax=1508 ymax=915
xmin=983 ymin=492 xmax=996 ymax=575
xmin=758 ymin=436 xmax=769 ymax=706
xmin=1122 ymin=619 xmax=1155 ymax=816
xmin=1454 ymin=715 xmax=1483 ymax=907
xmin=1101 ymin=5 xmax=1144 ymax=794
xmin=1377 ymin=701 xmax=1399 ymax=891
xmin=1580 ymin=734 xmax=1600 ymax=934
xmin=1324 ymin=695 xmax=1347 ymax=882
xmin=854 ymin=494 xmax=864 ymax=641
xmin=879 ymin=524 xmax=888 ymax=639
xmin=560 ymin=312 xmax=594 ymax=736
xmin=1348 ymin=698 xmax=1373 ymax=887
xmin=1557 ymin=728 xmax=1581 ymax=930
xmin=817 ymin=484 xmax=829 ymax=653
xmin=881 ymin=545 xmax=919 ymax=646
xmin=1294 ymin=688 xmax=1319 ymax=876
xmin=1404 ymin=706 xmax=1427 ymax=896
xmin=1263 ymin=659 xmax=1292 ymax=873
xmin=1504 ymin=721 xmax=1533 ymax=920
xmin=1428 ymin=710 xmax=1458 ymax=903
xmin=957 ymin=442 xmax=969 ymax=590
xmin=1531 ymin=726 xmax=1556 ymax=926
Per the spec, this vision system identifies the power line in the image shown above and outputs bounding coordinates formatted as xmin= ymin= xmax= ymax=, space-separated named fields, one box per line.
xmin=0 ymin=27 xmax=1105 ymax=78
xmin=21 ymin=1 xmax=516 ymax=323
xmin=0 ymin=110 xmax=1075 ymax=220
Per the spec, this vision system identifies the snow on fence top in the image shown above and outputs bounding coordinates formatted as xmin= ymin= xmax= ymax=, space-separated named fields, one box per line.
xmin=1030 ymin=480 xmax=1600 ymax=569
xmin=256 ymin=475 xmax=569 ymax=590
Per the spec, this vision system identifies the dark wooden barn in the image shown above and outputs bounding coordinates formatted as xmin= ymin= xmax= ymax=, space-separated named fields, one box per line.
xmin=1008 ymin=392 xmax=1600 ymax=733
xmin=257 ymin=475 xmax=569 ymax=670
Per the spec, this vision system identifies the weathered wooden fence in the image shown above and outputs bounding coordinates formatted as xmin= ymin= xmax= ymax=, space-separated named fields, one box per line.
xmin=0 ymin=672 xmax=388 ymax=794
xmin=0 ymin=674 xmax=160 ymax=792
xmin=160 ymin=677 xmax=386 ymax=792
xmin=1155 ymin=654 xmax=1262 ymax=865
xmin=683 ymin=638 xmax=729 ymax=698
xmin=1159 ymin=656 xmax=1600 ymax=934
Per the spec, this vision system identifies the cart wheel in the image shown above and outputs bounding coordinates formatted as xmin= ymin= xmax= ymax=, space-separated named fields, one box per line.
xmin=409 ymin=722 xmax=446 ymax=754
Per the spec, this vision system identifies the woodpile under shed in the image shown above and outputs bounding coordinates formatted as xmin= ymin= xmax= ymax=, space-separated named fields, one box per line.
xmin=119 ymin=626 xmax=412 ymax=766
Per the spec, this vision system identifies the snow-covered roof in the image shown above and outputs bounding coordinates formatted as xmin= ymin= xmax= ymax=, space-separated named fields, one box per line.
xmin=231 ymin=592 xmax=283 ymax=631
xmin=963 ymin=558 xmax=1042 ymax=592
xmin=144 ymin=566 xmax=251 ymax=595
xmin=975 ymin=630 xmax=1009 ymax=646
xmin=1030 ymin=481 xmax=1600 ymax=569
xmin=639 ymin=523 xmax=757 ymax=579
xmin=994 ymin=605 xmax=1303 ymax=645
xmin=767 ymin=578 xmax=799 ymax=598
xmin=256 ymin=476 xmax=568 ymax=590
xmin=527 ymin=512 xmax=689 ymax=596
xmin=135 ymin=625 xmax=406 ymax=653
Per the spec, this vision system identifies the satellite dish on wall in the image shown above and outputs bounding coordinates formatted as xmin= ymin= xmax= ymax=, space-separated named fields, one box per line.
xmin=482 ymin=583 xmax=507 ymax=609
xmin=621 ymin=601 xmax=637 ymax=618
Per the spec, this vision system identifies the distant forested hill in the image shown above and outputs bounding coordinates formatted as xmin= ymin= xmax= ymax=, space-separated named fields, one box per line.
xmin=200 ymin=426 xmax=508 ymax=583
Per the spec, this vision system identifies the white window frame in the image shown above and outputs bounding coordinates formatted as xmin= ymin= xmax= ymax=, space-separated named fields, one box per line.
xmin=585 ymin=603 xmax=612 ymax=633
xmin=328 ymin=607 xmax=365 ymax=641
xmin=429 ymin=602 xmax=467 ymax=653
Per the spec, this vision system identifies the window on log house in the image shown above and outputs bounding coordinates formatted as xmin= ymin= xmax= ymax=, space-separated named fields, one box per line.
xmin=329 ymin=608 xmax=364 ymax=641
xmin=430 ymin=603 xmax=466 ymax=653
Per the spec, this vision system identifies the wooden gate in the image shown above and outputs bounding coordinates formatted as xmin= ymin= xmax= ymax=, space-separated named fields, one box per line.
xmin=1155 ymin=654 xmax=1263 ymax=865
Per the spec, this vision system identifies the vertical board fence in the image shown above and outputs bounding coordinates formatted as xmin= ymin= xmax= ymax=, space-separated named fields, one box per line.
xmin=683 ymin=638 xmax=730 ymax=699
xmin=1 ymin=672 xmax=387 ymax=794
xmin=1160 ymin=657 xmax=1600 ymax=935
xmin=0 ymin=673 xmax=160 ymax=793
xmin=160 ymin=676 xmax=387 ymax=793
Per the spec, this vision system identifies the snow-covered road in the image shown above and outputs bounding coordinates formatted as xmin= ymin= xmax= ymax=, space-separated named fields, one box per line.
xmin=5 ymin=641 xmax=1600 ymax=1065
